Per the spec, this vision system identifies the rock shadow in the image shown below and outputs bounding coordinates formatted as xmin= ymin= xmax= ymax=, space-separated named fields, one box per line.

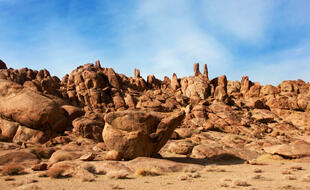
xmin=163 ymin=153 xmax=245 ymax=166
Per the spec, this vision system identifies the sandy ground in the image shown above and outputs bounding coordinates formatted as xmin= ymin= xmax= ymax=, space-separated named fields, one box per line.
xmin=1 ymin=157 xmax=310 ymax=190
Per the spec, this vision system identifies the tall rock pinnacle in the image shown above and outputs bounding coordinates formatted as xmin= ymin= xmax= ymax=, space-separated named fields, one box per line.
xmin=194 ymin=63 xmax=201 ymax=76
xmin=203 ymin=64 xmax=209 ymax=80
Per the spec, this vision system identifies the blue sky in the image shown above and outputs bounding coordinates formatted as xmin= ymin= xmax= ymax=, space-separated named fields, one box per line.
xmin=0 ymin=0 xmax=310 ymax=85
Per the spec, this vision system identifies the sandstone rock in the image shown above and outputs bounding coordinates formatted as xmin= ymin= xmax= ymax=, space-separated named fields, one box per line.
xmin=13 ymin=126 xmax=49 ymax=144
xmin=174 ymin=128 xmax=194 ymax=138
xmin=0 ymin=59 xmax=7 ymax=69
xmin=263 ymin=140 xmax=310 ymax=158
xmin=251 ymin=109 xmax=279 ymax=123
xmin=102 ymin=110 xmax=185 ymax=159
xmin=107 ymin=68 xmax=121 ymax=89
xmin=49 ymin=150 xmax=82 ymax=163
xmin=214 ymin=86 xmax=228 ymax=102
xmin=104 ymin=150 xmax=123 ymax=161
xmin=124 ymin=94 xmax=136 ymax=109
xmin=227 ymin=81 xmax=241 ymax=95
xmin=72 ymin=117 xmax=105 ymax=141
xmin=194 ymin=63 xmax=201 ymax=76
xmin=61 ymin=105 xmax=85 ymax=121
xmin=0 ymin=151 xmax=39 ymax=166
xmin=171 ymin=73 xmax=180 ymax=90
xmin=181 ymin=77 xmax=210 ymax=100
xmin=80 ymin=152 xmax=96 ymax=161
xmin=192 ymin=104 xmax=207 ymax=119
xmin=32 ymin=163 xmax=48 ymax=171
xmin=280 ymin=81 xmax=296 ymax=94
xmin=203 ymin=64 xmax=209 ymax=80
xmin=0 ymin=80 xmax=69 ymax=132
xmin=167 ymin=141 xmax=194 ymax=155
xmin=0 ymin=118 xmax=19 ymax=141
xmin=247 ymin=83 xmax=261 ymax=98
xmin=260 ymin=85 xmax=279 ymax=96
xmin=147 ymin=75 xmax=161 ymax=89
xmin=134 ymin=68 xmax=140 ymax=78
xmin=241 ymin=76 xmax=252 ymax=94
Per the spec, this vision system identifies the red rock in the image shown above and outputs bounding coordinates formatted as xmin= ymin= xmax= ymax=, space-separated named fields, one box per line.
xmin=106 ymin=68 xmax=121 ymax=89
xmin=194 ymin=63 xmax=201 ymax=76
xmin=0 ymin=151 xmax=39 ymax=166
xmin=0 ymin=80 xmax=69 ymax=132
xmin=0 ymin=118 xmax=19 ymax=141
xmin=171 ymin=73 xmax=180 ymax=90
xmin=203 ymin=64 xmax=209 ymax=80
xmin=61 ymin=105 xmax=85 ymax=121
xmin=134 ymin=68 xmax=140 ymax=78
xmin=49 ymin=150 xmax=82 ymax=163
xmin=0 ymin=59 xmax=7 ymax=69
xmin=181 ymin=77 xmax=210 ymax=99
xmin=102 ymin=110 xmax=185 ymax=159
xmin=13 ymin=126 xmax=49 ymax=144
xmin=79 ymin=152 xmax=96 ymax=161
xmin=263 ymin=140 xmax=310 ymax=158
xmin=241 ymin=76 xmax=253 ymax=94
xmin=32 ymin=163 xmax=48 ymax=171
xmin=72 ymin=117 xmax=105 ymax=142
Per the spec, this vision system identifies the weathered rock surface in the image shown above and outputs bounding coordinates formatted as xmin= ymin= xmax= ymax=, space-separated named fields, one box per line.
xmin=264 ymin=140 xmax=310 ymax=158
xmin=0 ymin=59 xmax=309 ymax=180
xmin=102 ymin=110 xmax=185 ymax=159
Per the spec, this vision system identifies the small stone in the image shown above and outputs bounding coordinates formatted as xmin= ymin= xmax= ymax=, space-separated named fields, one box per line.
xmin=32 ymin=163 xmax=48 ymax=171
xmin=234 ymin=180 xmax=251 ymax=187
xmin=252 ymin=175 xmax=262 ymax=179
xmin=80 ymin=152 xmax=96 ymax=161
xmin=290 ymin=165 xmax=303 ymax=171
xmin=219 ymin=183 xmax=229 ymax=187
xmin=285 ymin=175 xmax=297 ymax=180
xmin=253 ymin=168 xmax=263 ymax=173
xmin=4 ymin=177 xmax=15 ymax=181
xmin=109 ymin=184 xmax=124 ymax=190
xmin=178 ymin=175 xmax=188 ymax=181
xmin=104 ymin=150 xmax=122 ymax=161
xmin=282 ymin=170 xmax=292 ymax=175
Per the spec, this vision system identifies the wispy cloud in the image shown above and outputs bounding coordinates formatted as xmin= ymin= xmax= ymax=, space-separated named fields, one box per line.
xmin=0 ymin=0 xmax=310 ymax=85
xmin=201 ymin=0 xmax=274 ymax=44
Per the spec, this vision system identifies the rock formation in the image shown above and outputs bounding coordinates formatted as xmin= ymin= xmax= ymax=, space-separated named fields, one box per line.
xmin=0 ymin=59 xmax=310 ymax=178
xmin=102 ymin=110 xmax=185 ymax=159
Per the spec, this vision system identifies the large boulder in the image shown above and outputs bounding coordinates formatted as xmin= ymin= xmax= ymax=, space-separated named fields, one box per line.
xmin=180 ymin=77 xmax=210 ymax=100
xmin=0 ymin=118 xmax=19 ymax=141
xmin=72 ymin=117 xmax=105 ymax=141
xmin=263 ymin=140 xmax=310 ymax=158
xmin=0 ymin=79 xmax=69 ymax=132
xmin=102 ymin=110 xmax=185 ymax=160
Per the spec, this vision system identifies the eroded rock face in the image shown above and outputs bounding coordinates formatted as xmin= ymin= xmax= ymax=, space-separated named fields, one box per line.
xmin=102 ymin=110 xmax=185 ymax=159
xmin=0 ymin=80 xmax=69 ymax=132
xmin=0 ymin=60 xmax=310 ymax=166
xmin=72 ymin=117 xmax=105 ymax=142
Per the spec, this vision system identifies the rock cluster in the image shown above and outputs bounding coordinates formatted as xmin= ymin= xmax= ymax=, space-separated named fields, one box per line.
xmin=0 ymin=58 xmax=309 ymax=165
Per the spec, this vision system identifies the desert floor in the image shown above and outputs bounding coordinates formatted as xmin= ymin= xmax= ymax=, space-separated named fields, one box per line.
xmin=1 ymin=156 xmax=310 ymax=190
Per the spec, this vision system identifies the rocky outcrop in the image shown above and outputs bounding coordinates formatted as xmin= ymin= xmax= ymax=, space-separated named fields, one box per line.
xmin=0 ymin=59 xmax=309 ymax=165
xmin=102 ymin=110 xmax=185 ymax=159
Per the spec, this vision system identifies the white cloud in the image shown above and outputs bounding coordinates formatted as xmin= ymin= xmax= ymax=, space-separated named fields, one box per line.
xmin=118 ymin=0 xmax=233 ymax=79
xmin=202 ymin=0 xmax=274 ymax=44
